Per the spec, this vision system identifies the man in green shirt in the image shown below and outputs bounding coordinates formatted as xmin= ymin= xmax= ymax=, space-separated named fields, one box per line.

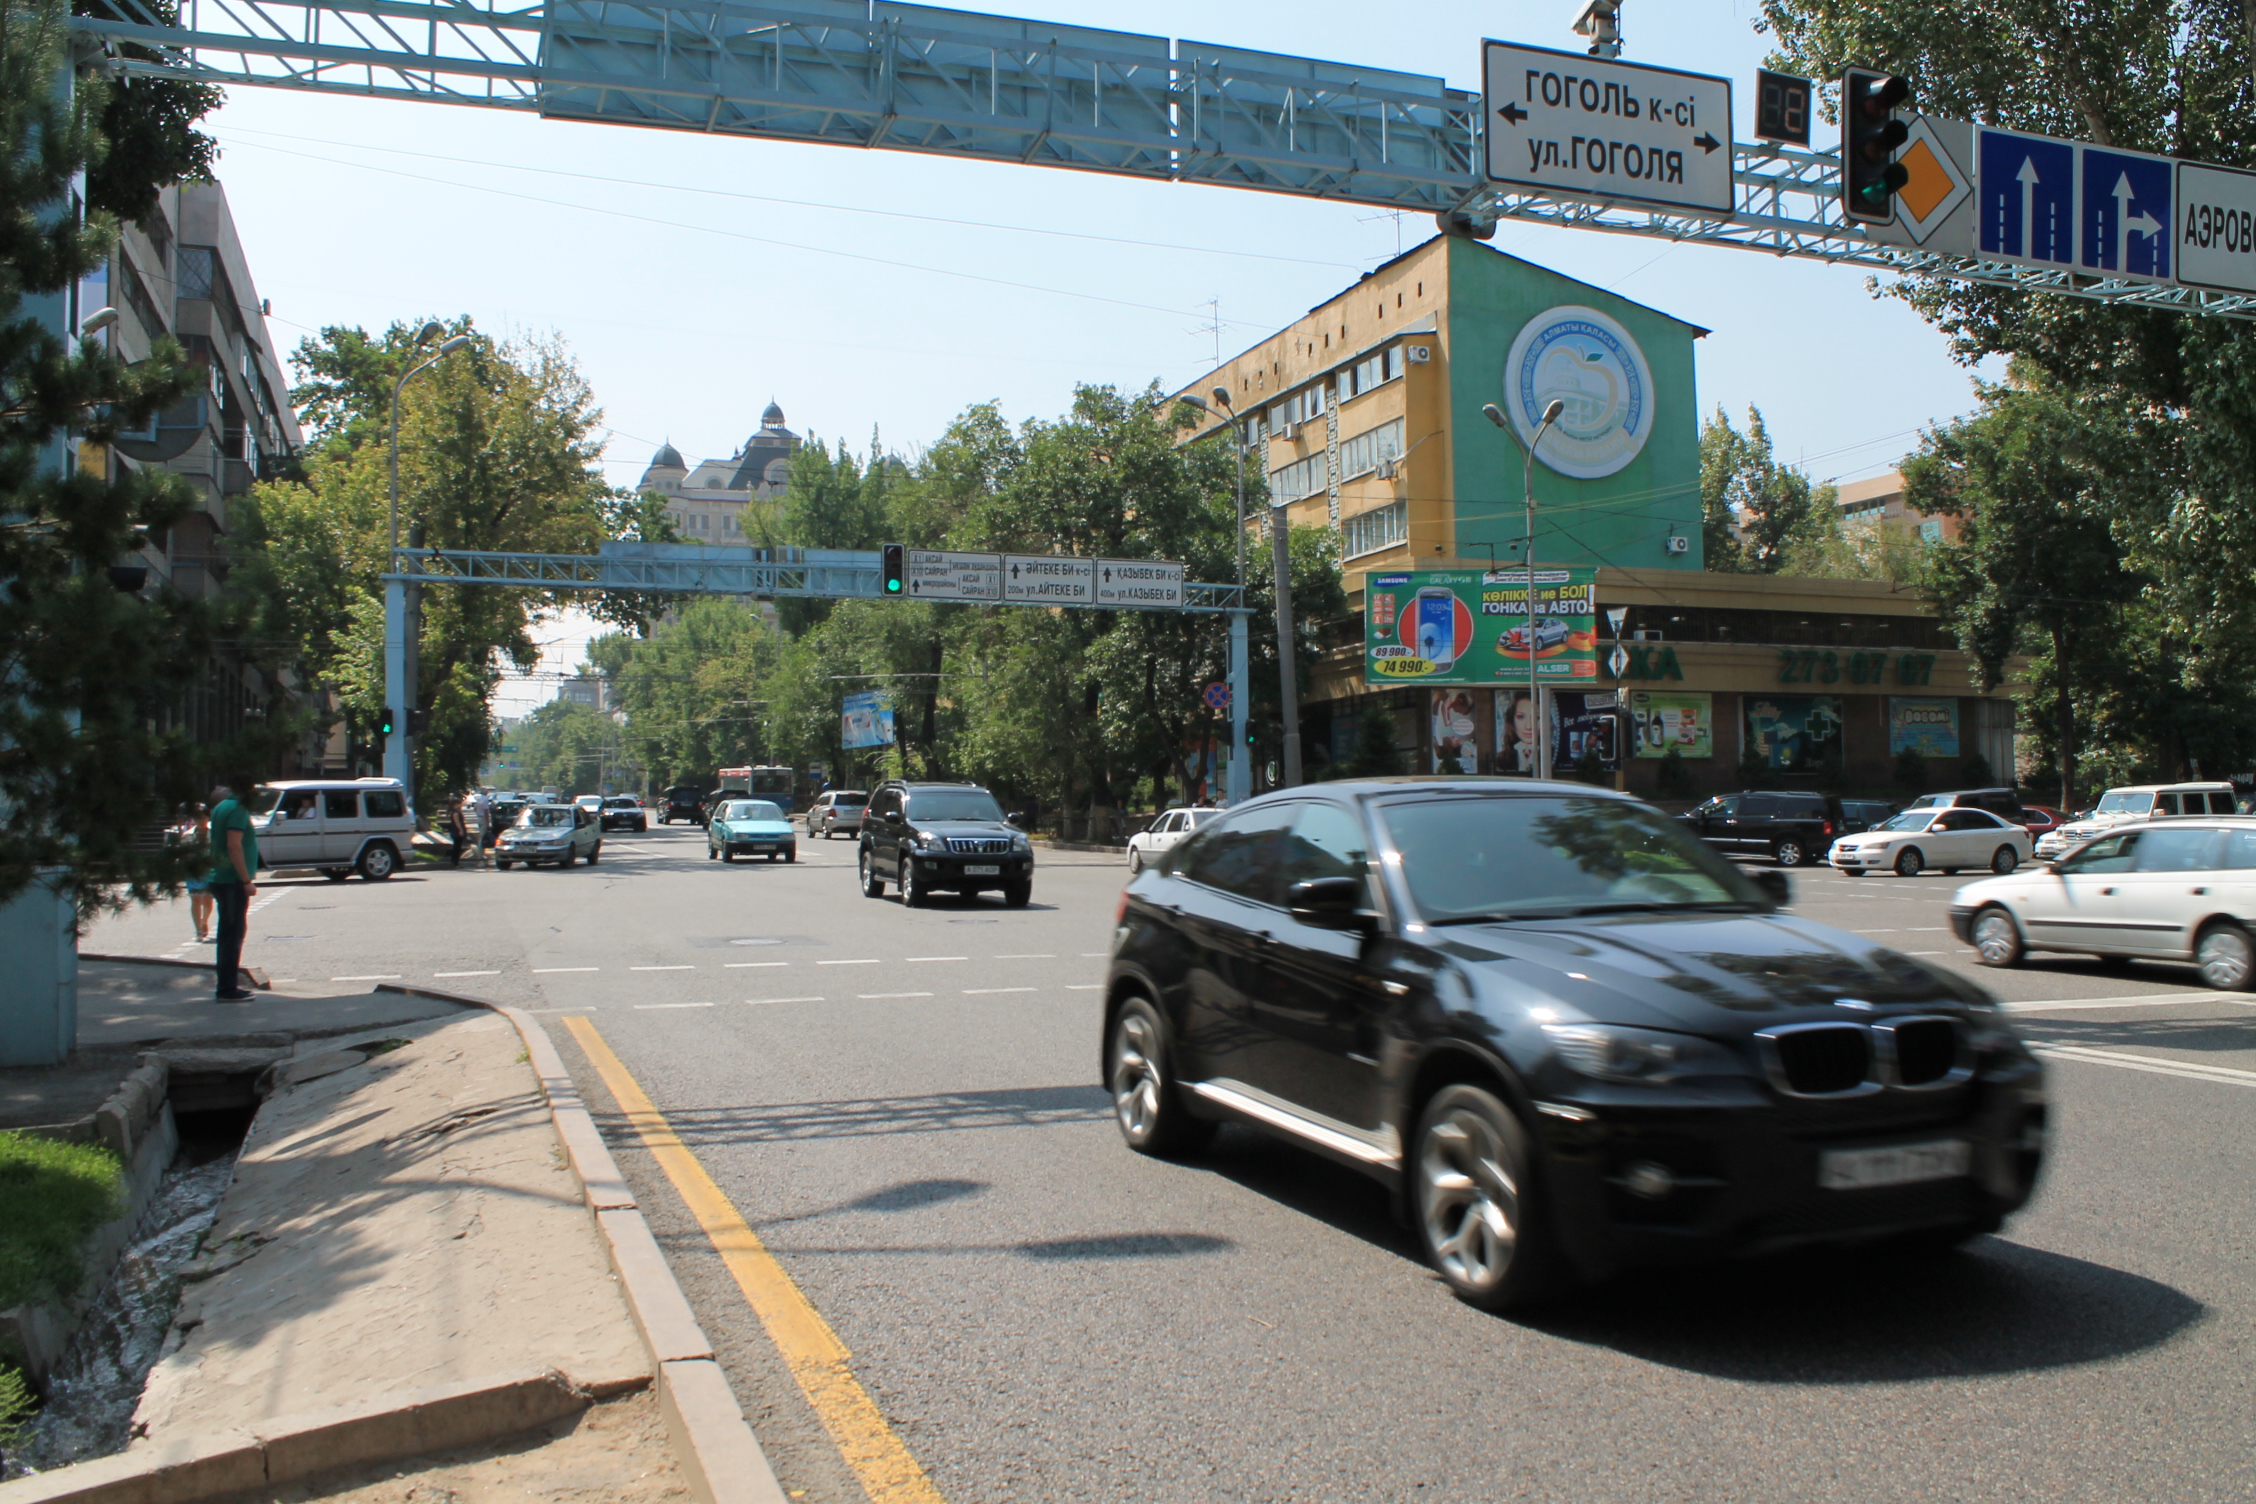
xmin=206 ymin=781 xmax=259 ymax=1001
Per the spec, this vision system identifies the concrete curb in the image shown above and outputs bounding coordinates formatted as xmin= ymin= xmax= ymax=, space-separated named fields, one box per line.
xmin=0 ymin=1369 xmax=588 ymax=1504
xmin=375 ymin=983 xmax=790 ymax=1504
xmin=1031 ymin=838 xmax=1130 ymax=855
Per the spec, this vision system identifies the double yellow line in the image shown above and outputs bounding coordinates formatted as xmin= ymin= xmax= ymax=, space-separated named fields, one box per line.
xmin=565 ymin=1017 xmax=944 ymax=1504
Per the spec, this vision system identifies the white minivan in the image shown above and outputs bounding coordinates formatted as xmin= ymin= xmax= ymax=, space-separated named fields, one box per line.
xmin=251 ymin=778 xmax=417 ymax=881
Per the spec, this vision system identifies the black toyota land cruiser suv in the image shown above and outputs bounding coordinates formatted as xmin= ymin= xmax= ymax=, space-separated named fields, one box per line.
xmin=858 ymin=780 xmax=1034 ymax=907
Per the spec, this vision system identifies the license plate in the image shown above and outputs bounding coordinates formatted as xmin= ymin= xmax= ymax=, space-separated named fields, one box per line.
xmin=964 ymin=864 xmax=1001 ymax=875
xmin=1818 ymin=1140 xmax=1970 ymax=1191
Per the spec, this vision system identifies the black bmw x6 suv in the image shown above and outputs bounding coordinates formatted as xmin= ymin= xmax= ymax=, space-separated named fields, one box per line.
xmin=859 ymin=780 xmax=1034 ymax=906
xmin=1104 ymin=778 xmax=2047 ymax=1309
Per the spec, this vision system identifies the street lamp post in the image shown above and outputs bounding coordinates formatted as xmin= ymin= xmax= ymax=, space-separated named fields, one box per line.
xmin=383 ymin=327 xmax=472 ymax=801
xmin=1485 ymin=398 xmax=1565 ymax=780
xmin=1178 ymin=391 xmax=1254 ymax=804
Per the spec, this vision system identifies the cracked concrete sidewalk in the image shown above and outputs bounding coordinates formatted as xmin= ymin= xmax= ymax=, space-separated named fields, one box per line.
xmin=126 ymin=1010 xmax=679 ymax=1496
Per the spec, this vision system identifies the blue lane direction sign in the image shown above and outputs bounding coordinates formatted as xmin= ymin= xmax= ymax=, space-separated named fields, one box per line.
xmin=2175 ymin=160 xmax=2256 ymax=293
xmin=1978 ymin=128 xmax=2076 ymax=267
xmin=2081 ymin=146 xmax=2174 ymax=281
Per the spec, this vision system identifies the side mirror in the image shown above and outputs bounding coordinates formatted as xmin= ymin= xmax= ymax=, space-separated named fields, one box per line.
xmin=1752 ymin=870 xmax=1792 ymax=909
xmin=1288 ymin=876 xmax=1380 ymax=932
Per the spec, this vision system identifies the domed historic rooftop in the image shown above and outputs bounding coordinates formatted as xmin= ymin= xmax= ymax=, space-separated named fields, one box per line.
xmin=649 ymin=440 xmax=685 ymax=470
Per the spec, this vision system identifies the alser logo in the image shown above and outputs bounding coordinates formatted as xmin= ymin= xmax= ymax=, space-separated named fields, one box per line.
xmin=1503 ymin=305 xmax=1655 ymax=479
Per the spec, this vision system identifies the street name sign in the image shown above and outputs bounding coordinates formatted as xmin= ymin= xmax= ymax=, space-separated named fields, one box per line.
xmin=2176 ymin=161 xmax=2256 ymax=293
xmin=1095 ymin=558 xmax=1185 ymax=609
xmin=1481 ymin=40 xmax=1732 ymax=214
xmin=1003 ymin=554 xmax=1095 ymax=604
xmin=905 ymin=548 xmax=1002 ymax=602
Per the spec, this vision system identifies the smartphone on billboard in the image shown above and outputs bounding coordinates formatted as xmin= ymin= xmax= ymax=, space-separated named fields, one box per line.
xmin=1413 ymin=587 xmax=1459 ymax=669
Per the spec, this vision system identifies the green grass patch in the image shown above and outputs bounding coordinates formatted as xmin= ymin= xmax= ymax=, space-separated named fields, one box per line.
xmin=0 ymin=1361 xmax=32 ymax=1453
xmin=0 ymin=1132 xmax=124 ymax=1310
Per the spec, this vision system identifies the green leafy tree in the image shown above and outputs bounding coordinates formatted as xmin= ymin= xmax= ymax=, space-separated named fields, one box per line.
xmin=1699 ymin=405 xmax=1835 ymax=574
xmin=1901 ymin=379 xmax=2145 ymax=807
xmin=0 ymin=1 xmax=246 ymax=917
xmin=230 ymin=325 xmax=650 ymax=799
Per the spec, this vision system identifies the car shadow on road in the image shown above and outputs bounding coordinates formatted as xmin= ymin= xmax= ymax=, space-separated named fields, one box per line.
xmin=1523 ymin=1237 xmax=2205 ymax=1382
xmin=1198 ymin=1126 xmax=1425 ymax=1265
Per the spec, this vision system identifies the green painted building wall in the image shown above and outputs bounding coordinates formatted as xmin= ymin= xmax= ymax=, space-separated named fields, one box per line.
xmin=1443 ymin=237 xmax=1704 ymax=572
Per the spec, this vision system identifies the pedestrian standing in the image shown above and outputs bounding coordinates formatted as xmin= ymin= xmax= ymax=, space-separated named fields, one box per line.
xmin=446 ymin=794 xmax=469 ymax=867
xmin=470 ymin=787 xmax=492 ymax=869
xmin=178 ymin=805 xmax=214 ymax=942
xmin=205 ymin=781 xmax=259 ymax=1002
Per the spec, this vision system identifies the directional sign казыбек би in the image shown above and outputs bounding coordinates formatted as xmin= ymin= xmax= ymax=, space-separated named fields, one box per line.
xmin=1481 ymin=40 xmax=1732 ymax=215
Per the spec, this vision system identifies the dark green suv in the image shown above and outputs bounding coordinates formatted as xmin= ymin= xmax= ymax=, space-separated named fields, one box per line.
xmin=858 ymin=780 xmax=1034 ymax=907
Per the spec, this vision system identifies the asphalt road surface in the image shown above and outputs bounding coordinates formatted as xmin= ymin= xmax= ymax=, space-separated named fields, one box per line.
xmin=91 ymin=824 xmax=2256 ymax=1502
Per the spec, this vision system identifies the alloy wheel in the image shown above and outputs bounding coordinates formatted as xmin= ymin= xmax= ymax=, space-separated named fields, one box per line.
xmin=1992 ymin=846 xmax=2019 ymax=875
xmin=1973 ymin=909 xmax=2023 ymax=967
xmin=1894 ymin=847 xmax=1924 ymax=877
xmin=2198 ymin=924 xmax=2254 ymax=991
xmin=1774 ymin=839 xmax=1805 ymax=867
xmin=1110 ymin=1009 xmax=1164 ymax=1142
xmin=1417 ymin=1108 xmax=1519 ymax=1295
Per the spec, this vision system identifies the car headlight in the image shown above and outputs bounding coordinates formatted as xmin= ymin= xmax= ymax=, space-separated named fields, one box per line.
xmin=1543 ymin=1023 xmax=1736 ymax=1084
xmin=915 ymin=829 xmax=943 ymax=849
xmin=1010 ymin=833 xmax=1030 ymax=852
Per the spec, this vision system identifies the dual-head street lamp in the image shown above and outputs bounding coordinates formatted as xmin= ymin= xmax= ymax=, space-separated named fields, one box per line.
xmin=1484 ymin=397 xmax=1566 ymax=781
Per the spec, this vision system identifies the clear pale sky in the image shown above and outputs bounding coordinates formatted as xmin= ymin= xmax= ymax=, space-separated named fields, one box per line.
xmin=194 ymin=0 xmax=1998 ymax=711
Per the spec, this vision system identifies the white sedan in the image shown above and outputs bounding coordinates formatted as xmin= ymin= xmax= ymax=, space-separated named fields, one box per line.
xmin=1829 ymin=806 xmax=2031 ymax=877
xmin=1126 ymin=807 xmax=1220 ymax=872
xmin=1950 ymin=819 xmax=2256 ymax=989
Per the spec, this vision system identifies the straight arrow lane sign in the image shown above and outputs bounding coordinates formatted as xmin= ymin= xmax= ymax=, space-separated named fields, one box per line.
xmin=1978 ymin=128 xmax=2075 ymax=266
xmin=1480 ymin=40 xmax=1732 ymax=214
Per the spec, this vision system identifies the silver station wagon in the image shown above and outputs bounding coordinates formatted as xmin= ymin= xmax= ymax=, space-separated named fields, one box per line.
xmin=1951 ymin=816 xmax=2256 ymax=989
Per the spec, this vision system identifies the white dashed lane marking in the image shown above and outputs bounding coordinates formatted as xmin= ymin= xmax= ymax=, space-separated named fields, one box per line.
xmin=635 ymin=1002 xmax=715 ymax=1010
xmin=632 ymin=965 xmax=694 ymax=972
xmin=858 ymin=991 xmax=933 ymax=999
xmin=434 ymin=970 xmax=499 ymax=977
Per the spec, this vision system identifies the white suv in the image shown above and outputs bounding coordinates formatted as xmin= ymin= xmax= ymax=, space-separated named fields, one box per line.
xmin=252 ymin=778 xmax=417 ymax=881
xmin=2035 ymin=782 xmax=2238 ymax=860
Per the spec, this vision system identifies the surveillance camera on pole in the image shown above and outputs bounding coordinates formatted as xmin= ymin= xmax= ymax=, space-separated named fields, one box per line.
xmin=1572 ymin=0 xmax=1621 ymax=58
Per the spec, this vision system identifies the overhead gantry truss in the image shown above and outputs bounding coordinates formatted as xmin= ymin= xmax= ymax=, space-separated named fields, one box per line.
xmin=388 ymin=542 xmax=1249 ymax=614
xmin=67 ymin=0 xmax=2256 ymax=319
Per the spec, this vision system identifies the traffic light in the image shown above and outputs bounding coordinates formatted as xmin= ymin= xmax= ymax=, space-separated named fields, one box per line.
xmin=407 ymin=708 xmax=431 ymax=736
xmin=376 ymin=707 xmax=395 ymax=739
xmin=881 ymin=543 xmax=905 ymax=596
xmin=1841 ymin=67 xmax=1911 ymax=224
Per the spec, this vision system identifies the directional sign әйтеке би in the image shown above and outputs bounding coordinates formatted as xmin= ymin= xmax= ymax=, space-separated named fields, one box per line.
xmin=1481 ymin=40 xmax=1733 ymax=215
xmin=2177 ymin=161 xmax=2256 ymax=293
xmin=905 ymin=549 xmax=1002 ymax=602
xmin=2081 ymin=145 xmax=2174 ymax=282
xmin=1002 ymin=554 xmax=1095 ymax=605
xmin=1094 ymin=559 xmax=1184 ymax=610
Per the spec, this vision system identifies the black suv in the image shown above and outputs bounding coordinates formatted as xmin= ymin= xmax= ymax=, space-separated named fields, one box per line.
xmin=858 ymin=780 xmax=1034 ymax=906
xmin=1678 ymin=790 xmax=1845 ymax=867
xmin=660 ymin=786 xmax=707 ymax=825
xmin=1904 ymin=788 xmax=2027 ymax=821
xmin=1104 ymin=779 xmax=2043 ymax=1310
xmin=598 ymin=796 xmax=648 ymax=833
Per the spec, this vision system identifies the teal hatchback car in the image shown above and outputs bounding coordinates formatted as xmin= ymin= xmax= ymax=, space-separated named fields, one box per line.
xmin=707 ymin=799 xmax=798 ymax=863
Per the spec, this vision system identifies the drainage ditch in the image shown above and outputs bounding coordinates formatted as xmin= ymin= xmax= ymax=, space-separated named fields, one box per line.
xmin=2 ymin=1102 xmax=253 ymax=1479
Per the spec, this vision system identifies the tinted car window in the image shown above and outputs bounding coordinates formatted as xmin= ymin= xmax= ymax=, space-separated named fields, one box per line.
xmin=364 ymin=790 xmax=404 ymax=819
xmin=323 ymin=790 xmax=359 ymax=819
xmin=2133 ymin=827 xmax=2221 ymax=872
xmin=1278 ymin=802 xmax=1370 ymax=892
xmin=2210 ymin=793 xmax=2240 ymax=814
xmin=904 ymin=789 xmax=1005 ymax=821
xmin=1379 ymin=795 xmax=1760 ymax=922
xmin=1179 ymin=803 xmax=1298 ymax=904
xmin=2062 ymin=830 xmax=2139 ymax=873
